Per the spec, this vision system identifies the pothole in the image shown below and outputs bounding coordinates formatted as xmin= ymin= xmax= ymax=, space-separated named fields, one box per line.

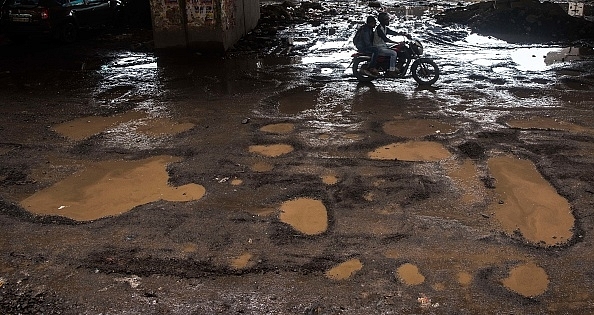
xmin=260 ymin=123 xmax=295 ymax=134
xmin=501 ymin=262 xmax=549 ymax=297
xmin=457 ymin=271 xmax=473 ymax=286
xmin=230 ymin=178 xmax=243 ymax=186
xmin=53 ymin=111 xmax=148 ymax=141
xmin=53 ymin=111 xmax=196 ymax=141
xmin=321 ymin=174 xmax=338 ymax=185
xmin=277 ymin=89 xmax=318 ymax=115
xmin=251 ymin=161 xmax=274 ymax=172
xmin=506 ymin=116 xmax=592 ymax=134
xmin=396 ymin=263 xmax=425 ymax=286
xmin=325 ymin=259 xmax=363 ymax=280
xmin=279 ymin=197 xmax=328 ymax=235
xmin=487 ymin=155 xmax=574 ymax=246
xmin=249 ymin=144 xmax=294 ymax=157
xmin=368 ymin=141 xmax=452 ymax=161
xmin=230 ymin=252 xmax=254 ymax=270
xmin=382 ymin=119 xmax=457 ymax=138
xmin=133 ymin=117 xmax=195 ymax=137
xmin=20 ymin=156 xmax=205 ymax=221
xmin=446 ymin=159 xmax=485 ymax=204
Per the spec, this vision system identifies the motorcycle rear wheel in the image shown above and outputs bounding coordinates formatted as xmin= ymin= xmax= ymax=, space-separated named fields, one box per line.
xmin=411 ymin=59 xmax=439 ymax=85
xmin=352 ymin=58 xmax=375 ymax=82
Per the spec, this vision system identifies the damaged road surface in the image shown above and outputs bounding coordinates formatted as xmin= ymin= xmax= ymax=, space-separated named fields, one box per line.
xmin=1 ymin=0 xmax=594 ymax=313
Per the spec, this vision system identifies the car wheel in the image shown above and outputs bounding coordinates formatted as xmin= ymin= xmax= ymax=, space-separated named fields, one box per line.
xmin=60 ymin=22 xmax=78 ymax=43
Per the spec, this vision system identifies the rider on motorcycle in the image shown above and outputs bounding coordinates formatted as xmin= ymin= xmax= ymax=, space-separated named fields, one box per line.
xmin=355 ymin=16 xmax=380 ymax=77
xmin=373 ymin=12 xmax=412 ymax=77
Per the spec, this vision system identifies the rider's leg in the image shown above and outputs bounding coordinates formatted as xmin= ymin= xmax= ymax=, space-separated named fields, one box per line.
xmin=379 ymin=48 xmax=398 ymax=72
xmin=396 ymin=51 xmax=405 ymax=70
xmin=378 ymin=48 xmax=398 ymax=71
xmin=368 ymin=47 xmax=379 ymax=69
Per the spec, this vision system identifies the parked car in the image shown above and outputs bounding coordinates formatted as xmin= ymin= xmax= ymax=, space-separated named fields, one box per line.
xmin=0 ymin=0 xmax=121 ymax=43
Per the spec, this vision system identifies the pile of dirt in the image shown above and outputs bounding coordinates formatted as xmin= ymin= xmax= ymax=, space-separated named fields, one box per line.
xmin=230 ymin=1 xmax=338 ymax=53
xmin=435 ymin=0 xmax=594 ymax=43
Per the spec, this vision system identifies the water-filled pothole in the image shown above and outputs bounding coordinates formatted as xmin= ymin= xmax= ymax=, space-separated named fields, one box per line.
xmin=368 ymin=141 xmax=452 ymax=161
xmin=325 ymin=259 xmax=363 ymax=280
xmin=457 ymin=271 xmax=473 ymax=286
xmin=501 ymin=262 xmax=549 ymax=297
xmin=277 ymin=89 xmax=318 ymax=115
xmin=260 ymin=123 xmax=295 ymax=134
xmin=230 ymin=252 xmax=254 ymax=270
xmin=321 ymin=174 xmax=339 ymax=185
xmin=487 ymin=156 xmax=574 ymax=246
xmin=446 ymin=159 xmax=485 ymax=204
xmin=383 ymin=119 xmax=457 ymax=138
xmin=53 ymin=111 xmax=195 ymax=141
xmin=396 ymin=263 xmax=425 ymax=285
xmin=134 ymin=117 xmax=195 ymax=137
xmin=506 ymin=116 xmax=592 ymax=134
xmin=251 ymin=161 xmax=274 ymax=172
xmin=53 ymin=111 xmax=148 ymax=141
xmin=279 ymin=197 xmax=328 ymax=235
xmin=21 ymin=156 xmax=205 ymax=221
xmin=249 ymin=144 xmax=294 ymax=157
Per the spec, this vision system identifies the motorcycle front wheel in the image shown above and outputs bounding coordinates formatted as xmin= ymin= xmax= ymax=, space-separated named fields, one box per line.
xmin=352 ymin=57 xmax=375 ymax=82
xmin=411 ymin=59 xmax=439 ymax=85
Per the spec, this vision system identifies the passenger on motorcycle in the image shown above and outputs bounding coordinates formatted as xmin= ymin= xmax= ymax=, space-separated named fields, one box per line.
xmin=354 ymin=16 xmax=380 ymax=77
xmin=373 ymin=12 xmax=412 ymax=77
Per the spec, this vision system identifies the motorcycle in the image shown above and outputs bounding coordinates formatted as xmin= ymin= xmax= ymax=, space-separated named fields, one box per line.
xmin=351 ymin=39 xmax=439 ymax=85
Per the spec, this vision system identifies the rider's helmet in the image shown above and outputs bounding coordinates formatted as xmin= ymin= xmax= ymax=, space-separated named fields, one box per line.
xmin=378 ymin=12 xmax=390 ymax=25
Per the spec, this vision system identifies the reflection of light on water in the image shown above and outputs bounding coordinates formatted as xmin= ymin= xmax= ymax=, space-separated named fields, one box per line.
xmin=544 ymin=47 xmax=586 ymax=64
xmin=511 ymin=47 xmax=587 ymax=71
xmin=309 ymin=40 xmax=349 ymax=51
xmin=511 ymin=48 xmax=555 ymax=71
xmin=97 ymin=52 xmax=161 ymax=102
xmin=465 ymin=33 xmax=508 ymax=47
xmin=301 ymin=51 xmax=353 ymax=64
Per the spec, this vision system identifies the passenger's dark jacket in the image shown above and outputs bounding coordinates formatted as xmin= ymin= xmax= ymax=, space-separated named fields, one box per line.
xmin=356 ymin=24 xmax=375 ymax=52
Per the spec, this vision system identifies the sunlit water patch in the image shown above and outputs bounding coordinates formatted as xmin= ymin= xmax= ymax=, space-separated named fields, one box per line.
xmin=21 ymin=156 xmax=205 ymax=221
xmin=96 ymin=52 xmax=160 ymax=104
xmin=487 ymin=155 xmax=574 ymax=246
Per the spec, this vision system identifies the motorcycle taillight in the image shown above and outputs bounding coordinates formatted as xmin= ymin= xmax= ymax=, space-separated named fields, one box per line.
xmin=40 ymin=8 xmax=49 ymax=19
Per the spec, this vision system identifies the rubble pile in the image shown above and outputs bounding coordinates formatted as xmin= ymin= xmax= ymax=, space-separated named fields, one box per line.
xmin=436 ymin=0 xmax=594 ymax=43
xmin=230 ymin=1 xmax=336 ymax=53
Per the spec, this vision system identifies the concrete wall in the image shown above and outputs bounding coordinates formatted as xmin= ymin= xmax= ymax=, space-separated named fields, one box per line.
xmin=149 ymin=0 xmax=260 ymax=51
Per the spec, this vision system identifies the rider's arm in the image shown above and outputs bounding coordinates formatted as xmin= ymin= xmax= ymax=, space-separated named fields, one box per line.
xmin=385 ymin=27 xmax=412 ymax=39
xmin=376 ymin=27 xmax=394 ymax=43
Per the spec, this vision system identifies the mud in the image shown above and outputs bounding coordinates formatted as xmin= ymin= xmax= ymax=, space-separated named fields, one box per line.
xmin=1 ymin=0 xmax=594 ymax=314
